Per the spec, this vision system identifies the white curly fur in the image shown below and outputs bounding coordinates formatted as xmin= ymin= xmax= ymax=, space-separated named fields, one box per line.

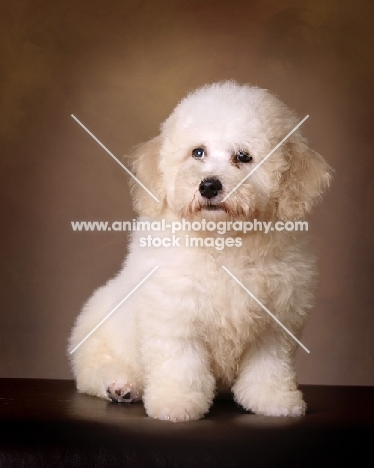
xmin=68 ymin=81 xmax=332 ymax=422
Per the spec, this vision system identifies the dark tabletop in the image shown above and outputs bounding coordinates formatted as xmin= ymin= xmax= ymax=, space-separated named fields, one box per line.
xmin=0 ymin=379 xmax=373 ymax=467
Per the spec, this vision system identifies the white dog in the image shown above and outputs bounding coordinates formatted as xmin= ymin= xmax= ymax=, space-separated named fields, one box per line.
xmin=69 ymin=81 xmax=332 ymax=422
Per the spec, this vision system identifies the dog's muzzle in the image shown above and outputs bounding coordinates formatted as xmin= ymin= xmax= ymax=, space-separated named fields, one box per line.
xmin=199 ymin=177 xmax=222 ymax=199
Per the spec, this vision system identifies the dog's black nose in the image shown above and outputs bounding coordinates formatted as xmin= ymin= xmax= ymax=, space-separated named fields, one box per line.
xmin=199 ymin=178 xmax=223 ymax=199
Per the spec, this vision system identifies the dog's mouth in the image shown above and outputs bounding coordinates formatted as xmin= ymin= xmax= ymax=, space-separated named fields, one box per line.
xmin=201 ymin=204 xmax=225 ymax=211
xmin=186 ymin=197 xmax=258 ymax=219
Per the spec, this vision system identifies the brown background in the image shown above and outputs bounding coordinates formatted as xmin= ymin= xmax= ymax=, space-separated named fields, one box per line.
xmin=1 ymin=0 xmax=373 ymax=385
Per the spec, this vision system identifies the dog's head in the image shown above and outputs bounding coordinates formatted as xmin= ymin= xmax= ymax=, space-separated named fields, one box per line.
xmin=129 ymin=81 xmax=332 ymax=221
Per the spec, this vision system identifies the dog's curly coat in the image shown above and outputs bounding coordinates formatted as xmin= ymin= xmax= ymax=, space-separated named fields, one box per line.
xmin=69 ymin=81 xmax=332 ymax=422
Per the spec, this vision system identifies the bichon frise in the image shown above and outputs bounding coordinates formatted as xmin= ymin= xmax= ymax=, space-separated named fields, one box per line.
xmin=69 ymin=81 xmax=332 ymax=422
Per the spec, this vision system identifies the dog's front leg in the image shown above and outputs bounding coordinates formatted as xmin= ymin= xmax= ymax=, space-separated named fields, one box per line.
xmin=140 ymin=328 xmax=215 ymax=422
xmin=232 ymin=330 xmax=306 ymax=417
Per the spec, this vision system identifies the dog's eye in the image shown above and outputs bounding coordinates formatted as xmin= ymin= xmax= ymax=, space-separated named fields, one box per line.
xmin=235 ymin=151 xmax=253 ymax=163
xmin=192 ymin=148 xmax=205 ymax=159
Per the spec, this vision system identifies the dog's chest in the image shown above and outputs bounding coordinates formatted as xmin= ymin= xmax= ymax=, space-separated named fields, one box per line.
xmin=195 ymin=267 xmax=268 ymax=384
xmin=191 ymin=240 xmax=307 ymax=382
xmin=201 ymin=315 xmax=252 ymax=386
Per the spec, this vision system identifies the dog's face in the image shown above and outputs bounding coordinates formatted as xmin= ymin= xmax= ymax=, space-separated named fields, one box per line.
xmin=130 ymin=82 xmax=332 ymax=221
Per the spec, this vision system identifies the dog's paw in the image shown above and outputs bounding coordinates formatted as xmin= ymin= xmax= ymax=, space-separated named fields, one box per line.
xmin=250 ymin=392 xmax=306 ymax=417
xmin=106 ymin=380 xmax=141 ymax=403
xmin=234 ymin=384 xmax=306 ymax=417
xmin=150 ymin=405 xmax=194 ymax=422
xmin=144 ymin=388 xmax=211 ymax=423
xmin=145 ymin=402 xmax=205 ymax=423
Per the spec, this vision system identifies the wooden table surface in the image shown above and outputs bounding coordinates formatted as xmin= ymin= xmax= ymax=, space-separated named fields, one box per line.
xmin=0 ymin=379 xmax=373 ymax=467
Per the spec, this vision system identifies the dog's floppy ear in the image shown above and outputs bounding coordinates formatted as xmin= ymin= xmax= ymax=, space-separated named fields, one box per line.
xmin=276 ymin=137 xmax=333 ymax=220
xmin=127 ymin=136 xmax=166 ymax=216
